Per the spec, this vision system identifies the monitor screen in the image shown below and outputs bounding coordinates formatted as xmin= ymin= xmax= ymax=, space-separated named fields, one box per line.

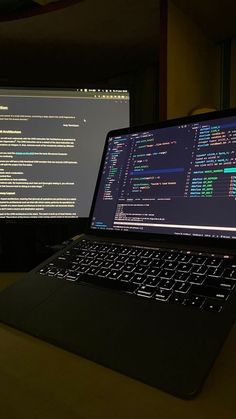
xmin=0 ymin=87 xmax=130 ymax=218
xmin=91 ymin=112 xmax=236 ymax=240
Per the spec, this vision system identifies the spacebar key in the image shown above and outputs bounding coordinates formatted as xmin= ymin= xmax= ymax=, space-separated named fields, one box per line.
xmin=80 ymin=275 xmax=138 ymax=293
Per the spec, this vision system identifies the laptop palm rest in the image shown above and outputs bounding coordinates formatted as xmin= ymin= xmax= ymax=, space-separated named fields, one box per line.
xmin=0 ymin=276 xmax=66 ymax=326
xmin=14 ymin=277 xmax=234 ymax=399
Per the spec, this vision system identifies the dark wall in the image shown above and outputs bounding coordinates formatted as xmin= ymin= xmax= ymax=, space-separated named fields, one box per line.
xmin=0 ymin=42 xmax=159 ymax=124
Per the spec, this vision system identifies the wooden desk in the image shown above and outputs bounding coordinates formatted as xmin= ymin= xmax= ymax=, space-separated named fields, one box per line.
xmin=0 ymin=273 xmax=236 ymax=419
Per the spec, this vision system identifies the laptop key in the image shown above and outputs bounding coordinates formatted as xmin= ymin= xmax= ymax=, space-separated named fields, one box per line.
xmin=67 ymin=262 xmax=80 ymax=271
xmin=189 ymin=274 xmax=205 ymax=285
xmin=87 ymin=267 xmax=100 ymax=275
xmin=139 ymin=258 xmax=152 ymax=266
xmin=151 ymin=260 xmax=165 ymax=269
xmin=137 ymin=284 xmax=156 ymax=298
xmin=80 ymin=275 xmax=138 ymax=293
xmin=185 ymin=295 xmax=205 ymax=308
xmin=141 ymin=249 xmax=154 ymax=258
xmin=206 ymin=258 xmax=222 ymax=267
xmin=158 ymin=278 xmax=175 ymax=290
xmin=202 ymin=299 xmax=223 ymax=312
xmin=153 ymin=250 xmax=166 ymax=259
xmin=178 ymin=254 xmax=192 ymax=263
xmin=154 ymin=288 xmax=172 ymax=301
xmin=129 ymin=248 xmax=143 ymax=256
xmin=56 ymin=269 xmax=70 ymax=279
xmin=82 ymin=258 xmax=93 ymax=266
xmin=191 ymin=285 xmax=230 ymax=301
xmin=163 ymin=261 xmax=178 ymax=270
xmin=96 ymin=252 xmax=107 ymax=259
xmin=128 ymin=256 xmax=140 ymax=264
xmin=78 ymin=250 xmax=88 ymax=256
xmin=108 ymin=246 xmax=119 ymax=254
xmin=119 ymin=247 xmax=131 ymax=255
xmin=164 ymin=252 xmax=178 ymax=261
xmin=46 ymin=267 xmax=59 ymax=276
xmin=159 ymin=269 xmax=174 ymax=279
xmin=191 ymin=256 xmax=207 ymax=265
xmin=100 ymin=260 xmax=113 ymax=269
xmin=77 ymin=265 xmax=89 ymax=274
xmin=224 ymin=268 xmax=236 ymax=280
xmin=120 ymin=272 xmax=134 ymax=282
xmin=96 ymin=268 xmax=109 ymax=277
xmin=175 ymin=282 xmax=191 ymax=293
xmin=145 ymin=277 xmax=160 ymax=287
xmin=106 ymin=254 xmax=118 ymax=261
xmin=172 ymin=271 xmax=189 ymax=282
xmin=192 ymin=265 xmax=208 ymax=275
xmin=117 ymin=255 xmax=129 ymax=263
xmin=66 ymin=272 xmax=81 ymax=282
xmin=88 ymin=251 xmax=98 ymax=258
xmin=109 ymin=270 xmax=122 ymax=280
xmin=169 ymin=292 xmax=186 ymax=304
xmin=147 ymin=267 xmax=161 ymax=277
xmin=207 ymin=266 xmax=225 ymax=278
xmin=99 ymin=245 xmax=111 ymax=252
xmin=123 ymin=264 xmax=135 ymax=272
xmin=39 ymin=266 xmax=50 ymax=275
xmin=177 ymin=263 xmax=192 ymax=273
xmin=53 ymin=256 xmax=71 ymax=267
xmin=135 ymin=266 xmax=148 ymax=274
xmin=204 ymin=277 xmax=236 ymax=290
xmin=91 ymin=259 xmax=103 ymax=267
xmin=132 ymin=274 xmax=146 ymax=284
xmin=112 ymin=262 xmax=124 ymax=270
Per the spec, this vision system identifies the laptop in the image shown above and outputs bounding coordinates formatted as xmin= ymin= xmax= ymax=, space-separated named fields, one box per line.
xmin=1 ymin=108 xmax=236 ymax=399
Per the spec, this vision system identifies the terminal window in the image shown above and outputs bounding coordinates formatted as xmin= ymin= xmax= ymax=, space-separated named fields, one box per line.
xmin=91 ymin=116 xmax=236 ymax=239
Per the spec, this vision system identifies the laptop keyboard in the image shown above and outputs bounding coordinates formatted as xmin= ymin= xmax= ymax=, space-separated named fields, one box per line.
xmin=38 ymin=239 xmax=236 ymax=313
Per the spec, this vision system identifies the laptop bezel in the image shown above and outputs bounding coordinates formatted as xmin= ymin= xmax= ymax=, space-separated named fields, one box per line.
xmin=86 ymin=107 xmax=236 ymax=252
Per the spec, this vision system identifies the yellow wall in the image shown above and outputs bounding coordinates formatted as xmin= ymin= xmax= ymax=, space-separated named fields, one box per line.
xmin=167 ymin=1 xmax=220 ymax=119
xmin=230 ymin=39 xmax=236 ymax=108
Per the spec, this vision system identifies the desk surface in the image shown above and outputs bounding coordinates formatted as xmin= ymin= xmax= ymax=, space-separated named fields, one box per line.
xmin=0 ymin=273 xmax=236 ymax=419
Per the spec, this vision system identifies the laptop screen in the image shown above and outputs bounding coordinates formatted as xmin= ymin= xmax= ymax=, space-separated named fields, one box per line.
xmin=90 ymin=113 xmax=236 ymax=240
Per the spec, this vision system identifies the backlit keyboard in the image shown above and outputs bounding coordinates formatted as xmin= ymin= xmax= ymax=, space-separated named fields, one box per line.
xmin=38 ymin=239 xmax=236 ymax=313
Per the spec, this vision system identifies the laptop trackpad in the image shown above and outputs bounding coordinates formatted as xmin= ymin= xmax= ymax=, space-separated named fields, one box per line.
xmin=0 ymin=276 xmax=66 ymax=327
xmin=19 ymin=280 xmax=223 ymax=397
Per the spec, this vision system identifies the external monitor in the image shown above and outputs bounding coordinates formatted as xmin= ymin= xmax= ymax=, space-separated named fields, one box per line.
xmin=0 ymin=86 xmax=130 ymax=269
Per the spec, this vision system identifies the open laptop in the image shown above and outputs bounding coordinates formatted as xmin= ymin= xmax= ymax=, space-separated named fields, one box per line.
xmin=1 ymin=108 xmax=236 ymax=399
